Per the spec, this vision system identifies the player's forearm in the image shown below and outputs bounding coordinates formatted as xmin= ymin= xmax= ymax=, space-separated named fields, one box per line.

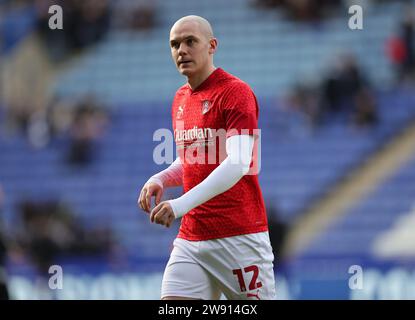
xmin=169 ymin=135 xmax=254 ymax=218
xmin=147 ymin=157 xmax=183 ymax=188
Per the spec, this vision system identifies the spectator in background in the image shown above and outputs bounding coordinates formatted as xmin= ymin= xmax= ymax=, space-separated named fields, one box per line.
xmin=66 ymin=96 xmax=109 ymax=167
xmin=386 ymin=7 xmax=415 ymax=84
xmin=129 ymin=5 xmax=156 ymax=30
xmin=352 ymin=88 xmax=378 ymax=129
xmin=1 ymin=34 xmax=53 ymax=147
xmin=72 ymin=0 xmax=111 ymax=50
xmin=286 ymin=0 xmax=323 ymax=22
xmin=400 ymin=10 xmax=415 ymax=81
xmin=114 ymin=0 xmax=157 ymax=31
xmin=275 ymin=76 xmax=323 ymax=137
xmin=321 ymin=53 xmax=378 ymax=128
xmin=252 ymin=0 xmax=342 ymax=23
xmin=35 ymin=0 xmax=67 ymax=62
xmin=16 ymin=199 xmax=115 ymax=275
xmin=0 ymin=185 xmax=10 ymax=300
xmin=285 ymin=80 xmax=322 ymax=131
xmin=252 ymin=0 xmax=283 ymax=9
xmin=266 ymin=204 xmax=288 ymax=263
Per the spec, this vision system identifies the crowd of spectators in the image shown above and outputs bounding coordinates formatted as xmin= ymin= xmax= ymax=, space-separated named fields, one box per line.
xmin=14 ymin=199 xmax=116 ymax=275
xmin=280 ymin=53 xmax=378 ymax=134
xmin=0 ymin=0 xmax=158 ymax=61
xmin=253 ymin=0 xmax=343 ymax=23
xmin=35 ymin=0 xmax=112 ymax=62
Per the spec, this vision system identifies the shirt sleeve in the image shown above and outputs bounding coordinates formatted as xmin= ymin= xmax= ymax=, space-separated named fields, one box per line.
xmin=168 ymin=135 xmax=254 ymax=218
xmin=221 ymin=82 xmax=259 ymax=138
xmin=147 ymin=157 xmax=183 ymax=188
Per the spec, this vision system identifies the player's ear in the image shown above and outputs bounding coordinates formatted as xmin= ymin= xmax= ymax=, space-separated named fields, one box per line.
xmin=209 ymin=38 xmax=217 ymax=54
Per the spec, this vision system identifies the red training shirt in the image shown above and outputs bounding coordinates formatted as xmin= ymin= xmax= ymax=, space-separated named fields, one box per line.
xmin=171 ymin=68 xmax=268 ymax=241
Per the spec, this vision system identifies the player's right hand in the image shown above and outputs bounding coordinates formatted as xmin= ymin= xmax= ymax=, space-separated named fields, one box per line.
xmin=138 ymin=182 xmax=164 ymax=213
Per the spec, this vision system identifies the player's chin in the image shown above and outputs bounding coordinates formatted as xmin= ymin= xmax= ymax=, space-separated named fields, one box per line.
xmin=178 ymin=65 xmax=195 ymax=76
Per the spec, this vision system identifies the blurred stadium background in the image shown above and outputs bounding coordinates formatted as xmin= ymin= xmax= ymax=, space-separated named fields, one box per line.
xmin=1 ymin=0 xmax=415 ymax=300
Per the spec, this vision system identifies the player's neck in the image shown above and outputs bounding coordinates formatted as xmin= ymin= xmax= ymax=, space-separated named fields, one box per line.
xmin=187 ymin=65 xmax=216 ymax=91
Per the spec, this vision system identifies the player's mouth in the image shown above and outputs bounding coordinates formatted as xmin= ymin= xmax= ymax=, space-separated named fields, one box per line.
xmin=178 ymin=60 xmax=192 ymax=66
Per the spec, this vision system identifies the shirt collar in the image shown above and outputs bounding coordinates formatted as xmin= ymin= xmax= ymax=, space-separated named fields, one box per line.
xmin=187 ymin=68 xmax=224 ymax=93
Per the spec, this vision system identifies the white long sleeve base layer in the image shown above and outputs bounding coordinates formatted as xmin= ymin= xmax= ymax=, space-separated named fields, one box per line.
xmin=147 ymin=156 xmax=183 ymax=188
xmin=169 ymin=134 xmax=254 ymax=218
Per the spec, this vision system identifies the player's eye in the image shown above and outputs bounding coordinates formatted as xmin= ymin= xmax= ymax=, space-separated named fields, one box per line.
xmin=171 ymin=42 xmax=179 ymax=49
xmin=186 ymin=39 xmax=194 ymax=46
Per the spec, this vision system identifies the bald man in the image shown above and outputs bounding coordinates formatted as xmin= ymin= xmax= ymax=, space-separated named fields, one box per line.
xmin=138 ymin=15 xmax=276 ymax=300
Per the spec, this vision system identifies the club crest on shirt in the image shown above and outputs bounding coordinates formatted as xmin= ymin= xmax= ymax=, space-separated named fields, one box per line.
xmin=201 ymin=100 xmax=211 ymax=115
xmin=177 ymin=105 xmax=184 ymax=119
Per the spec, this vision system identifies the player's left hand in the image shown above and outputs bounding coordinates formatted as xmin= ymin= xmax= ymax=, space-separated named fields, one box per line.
xmin=150 ymin=201 xmax=175 ymax=228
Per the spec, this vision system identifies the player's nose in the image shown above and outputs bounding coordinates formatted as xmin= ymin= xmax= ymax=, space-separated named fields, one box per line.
xmin=177 ymin=43 xmax=188 ymax=56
